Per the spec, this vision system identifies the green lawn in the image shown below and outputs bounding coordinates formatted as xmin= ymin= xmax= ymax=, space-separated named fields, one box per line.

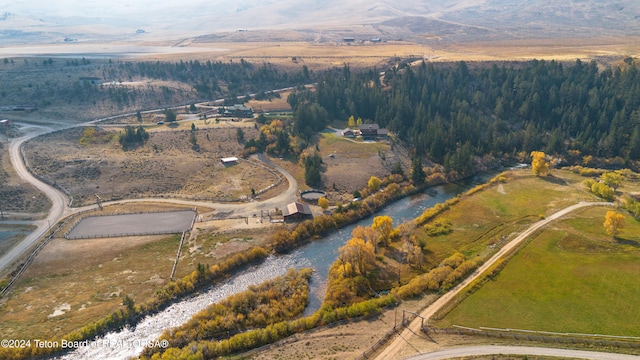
xmin=435 ymin=206 xmax=640 ymax=336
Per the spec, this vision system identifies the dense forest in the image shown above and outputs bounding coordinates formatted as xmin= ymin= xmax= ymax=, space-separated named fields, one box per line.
xmin=288 ymin=59 xmax=640 ymax=174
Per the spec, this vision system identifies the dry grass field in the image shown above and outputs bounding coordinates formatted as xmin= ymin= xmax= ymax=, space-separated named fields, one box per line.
xmin=0 ymin=141 xmax=51 ymax=216
xmin=318 ymin=132 xmax=394 ymax=201
xmin=109 ymin=37 xmax=640 ymax=70
xmin=21 ymin=124 xmax=286 ymax=207
xmin=0 ymin=201 xmax=279 ymax=340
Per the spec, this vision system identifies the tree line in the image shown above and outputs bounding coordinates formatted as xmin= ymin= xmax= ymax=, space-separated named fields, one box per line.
xmin=145 ymin=268 xmax=313 ymax=358
xmin=288 ymin=60 xmax=640 ymax=174
xmin=107 ymin=59 xmax=311 ymax=99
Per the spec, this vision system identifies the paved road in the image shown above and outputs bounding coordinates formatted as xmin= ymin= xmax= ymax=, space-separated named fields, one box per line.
xmin=405 ymin=345 xmax=640 ymax=360
xmin=374 ymin=201 xmax=614 ymax=360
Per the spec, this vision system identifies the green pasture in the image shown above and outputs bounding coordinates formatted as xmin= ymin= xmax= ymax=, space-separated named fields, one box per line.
xmin=435 ymin=206 xmax=640 ymax=336
xmin=416 ymin=170 xmax=598 ymax=268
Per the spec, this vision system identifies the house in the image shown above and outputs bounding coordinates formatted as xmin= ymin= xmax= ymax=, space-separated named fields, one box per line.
xmin=79 ymin=77 xmax=103 ymax=85
xmin=359 ymin=123 xmax=388 ymax=140
xmin=343 ymin=37 xmax=355 ymax=43
xmin=342 ymin=129 xmax=356 ymax=138
xmin=0 ymin=119 xmax=10 ymax=134
xmin=221 ymin=157 xmax=239 ymax=166
xmin=283 ymin=202 xmax=313 ymax=222
xmin=222 ymin=104 xmax=253 ymax=118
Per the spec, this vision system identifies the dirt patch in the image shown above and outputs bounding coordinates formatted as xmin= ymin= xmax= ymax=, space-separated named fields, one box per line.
xmin=22 ymin=125 xmax=283 ymax=206
xmin=251 ymin=297 xmax=436 ymax=360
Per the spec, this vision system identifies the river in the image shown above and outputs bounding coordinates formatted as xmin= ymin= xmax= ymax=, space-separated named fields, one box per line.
xmin=59 ymin=174 xmax=492 ymax=359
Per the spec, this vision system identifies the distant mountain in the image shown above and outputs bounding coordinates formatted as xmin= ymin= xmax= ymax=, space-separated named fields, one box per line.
xmin=2 ymin=0 xmax=639 ymax=44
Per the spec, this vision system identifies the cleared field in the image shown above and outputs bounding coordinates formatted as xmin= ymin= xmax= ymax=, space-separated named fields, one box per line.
xmin=317 ymin=132 xmax=392 ymax=201
xmin=435 ymin=205 xmax=640 ymax=336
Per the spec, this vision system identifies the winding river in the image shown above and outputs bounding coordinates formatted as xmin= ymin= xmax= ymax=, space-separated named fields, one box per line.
xmin=59 ymin=175 xmax=492 ymax=360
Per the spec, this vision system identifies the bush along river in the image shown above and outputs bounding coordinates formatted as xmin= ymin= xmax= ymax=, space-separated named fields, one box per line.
xmin=60 ymin=174 xmax=493 ymax=360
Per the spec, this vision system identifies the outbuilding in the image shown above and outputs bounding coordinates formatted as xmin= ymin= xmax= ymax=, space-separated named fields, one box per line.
xmin=221 ymin=157 xmax=239 ymax=166
xmin=283 ymin=202 xmax=313 ymax=222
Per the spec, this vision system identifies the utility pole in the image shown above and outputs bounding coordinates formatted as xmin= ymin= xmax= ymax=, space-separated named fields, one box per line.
xmin=95 ymin=194 xmax=103 ymax=210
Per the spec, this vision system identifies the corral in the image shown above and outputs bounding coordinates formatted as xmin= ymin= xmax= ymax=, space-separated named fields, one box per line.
xmin=65 ymin=210 xmax=196 ymax=239
xmin=300 ymin=189 xmax=326 ymax=202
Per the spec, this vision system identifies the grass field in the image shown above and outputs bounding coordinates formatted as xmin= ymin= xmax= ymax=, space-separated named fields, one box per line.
xmin=0 ymin=234 xmax=180 ymax=339
xmin=0 ymin=210 xmax=275 ymax=340
xmin=316 ymin=132 xmax=391 ymax=199
xmin=413 ymin=170 xmax=598 ymax=268
xmin=435 ymin=204 xmax=640 ymax=336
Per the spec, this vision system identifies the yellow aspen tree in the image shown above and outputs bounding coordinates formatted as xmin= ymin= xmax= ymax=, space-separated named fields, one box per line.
xmin=603 ymin=211 xmax=625 ymax=238
xmin=317 ymin=197 xmax=329 ymax=210
xmin=368 ymin=176 xmax=381 ymax=192
xmin=347 ymin=115 xmax=356 ymax=128
xmin=531 ymin=151 xmax=550 ymax=176
xmin=339 ymin=237 xmax=375 ymax=276
xmin=351 ymin=225 xmax=376 ymax=245
xmin=372 ymin=215 xmax=393 ymax=247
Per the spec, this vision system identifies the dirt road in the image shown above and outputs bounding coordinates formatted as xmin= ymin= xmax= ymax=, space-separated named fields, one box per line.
xmin=374 ymin=201 xmax=614 ymax=360
xmin=0 ymin=127 xmax=72 ymax=273
xmin=0 ymin=125 xmax=299 ymax=275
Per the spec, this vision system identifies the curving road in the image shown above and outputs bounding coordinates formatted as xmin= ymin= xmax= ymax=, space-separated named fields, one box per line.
xmin=375 ymin=201 xmax=615 ymax=360
xmin=405 ymin=345 xmax=640 ymax=360
xmin=0 ymin=127 xmax=72 ymax=273
xmin=0 ymin=124 xmax=298 ymax=275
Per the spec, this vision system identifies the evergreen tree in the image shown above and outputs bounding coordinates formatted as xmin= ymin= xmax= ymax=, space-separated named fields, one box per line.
xmin=411 ymin=157 xmax=426 ymax=185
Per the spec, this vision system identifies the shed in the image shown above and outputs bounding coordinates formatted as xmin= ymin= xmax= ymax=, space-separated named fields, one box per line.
xmin=342 ymin=129 xmax=356 ymax=138
xmin=283 ymin=202 xmax=313 ymax=222
xmin=221 ymin=157 xmax=239 ymax=165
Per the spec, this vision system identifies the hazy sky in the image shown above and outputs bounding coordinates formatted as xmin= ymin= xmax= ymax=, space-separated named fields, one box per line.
xmin=7 ymin=0 xmax=246 ymax=18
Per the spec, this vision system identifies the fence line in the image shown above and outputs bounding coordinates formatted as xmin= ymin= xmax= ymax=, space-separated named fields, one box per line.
xmin=65 ymin=230 xmax=185 ymax=240
xmin=170 ymin=231 xmax=187 ymax=280
xmin=64 ymin=209 xmax=196 ymax=239
xmin=0 ymin=217 xmax=70 ymax=297
xmin=354 ymin=326 xmax=400 ymax=360
xmin=425 ymin=326 xmax=640 ymax=350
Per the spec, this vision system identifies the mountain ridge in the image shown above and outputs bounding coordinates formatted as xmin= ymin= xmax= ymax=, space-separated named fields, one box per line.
xmin=1 ymin=1 xmax=640 ymax=45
